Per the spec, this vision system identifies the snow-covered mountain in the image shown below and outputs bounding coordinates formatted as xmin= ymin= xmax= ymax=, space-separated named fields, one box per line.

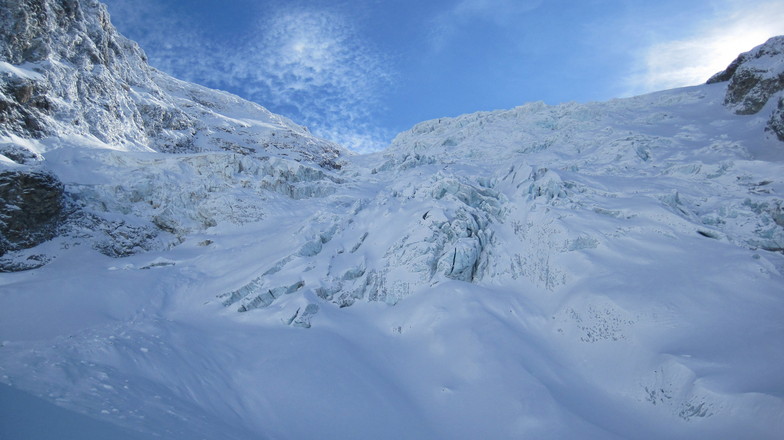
xmin=2 ymin=1 xmax=784 ymax=439
xmin=0 ymin=0 xmax=342 ymax=262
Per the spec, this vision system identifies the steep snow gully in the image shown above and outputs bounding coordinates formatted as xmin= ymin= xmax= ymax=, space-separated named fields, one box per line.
xmin=2 ymin=1 xmax=784 ymax=439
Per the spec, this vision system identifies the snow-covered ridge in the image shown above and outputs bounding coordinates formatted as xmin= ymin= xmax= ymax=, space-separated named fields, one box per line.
xmin=1 ymin=1 xmax=784 ymax=439
xmin=707 ymin=35 xmax=784 ymax=139
xmin=708 ymin=35 xmax=784 ymax=113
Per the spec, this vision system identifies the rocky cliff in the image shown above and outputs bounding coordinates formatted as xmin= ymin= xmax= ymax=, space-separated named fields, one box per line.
xmin=708 ymin=35 xmax=784 ymax=139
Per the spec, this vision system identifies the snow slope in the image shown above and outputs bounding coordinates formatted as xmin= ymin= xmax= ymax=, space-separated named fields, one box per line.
xmin=2 ymin=2 xmax=784 ymax=439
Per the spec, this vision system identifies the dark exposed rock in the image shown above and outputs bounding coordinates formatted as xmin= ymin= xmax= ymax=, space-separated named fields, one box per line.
xmin=767 ymin=97 xmax=784 ymax=141
xmin=0 ymin=77 xmax=53 ymax=138
xmin=707 ymin=36 xmax=784 ymax=115
xmin=0 ymin=169 xmax=66 ymax=255
xmin=13 ymin=83 xmax=34 ymax=103
xmin=726 ymin=70 xmax=784 ymax=116
xmin=706 ymin=62 xmax=738 ymax=85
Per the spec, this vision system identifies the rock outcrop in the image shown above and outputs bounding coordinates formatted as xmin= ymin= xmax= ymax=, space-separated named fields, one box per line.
xmin=0 ymin=168 xmax=65 ymax=255
xmin=769 ymin=97 xmax=784 ymax=141
xmin=708 ymin=35 xmax=784 ymax=116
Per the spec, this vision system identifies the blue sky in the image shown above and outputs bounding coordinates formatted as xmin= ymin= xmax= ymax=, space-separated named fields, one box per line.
xmin=102 ymin=0 xmax=784 ymax=152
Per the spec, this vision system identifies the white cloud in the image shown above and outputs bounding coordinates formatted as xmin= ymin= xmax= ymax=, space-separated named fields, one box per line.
xmin=624 ymin=0 xmax=784 ymax=95
xmin=225 ymin=8 xmax=394 ymax=152
xmin=102 ymin=0 xmax=220 ymax=84
xmin=316 ymin=124 xmax=394 ymax=155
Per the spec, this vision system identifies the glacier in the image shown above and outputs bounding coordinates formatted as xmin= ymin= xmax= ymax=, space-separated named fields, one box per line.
xmin=1 ymin=1 xmax=784 ymax=439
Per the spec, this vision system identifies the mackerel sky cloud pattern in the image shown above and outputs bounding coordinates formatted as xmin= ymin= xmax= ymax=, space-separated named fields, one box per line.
xmin=230 ymin=9 xmax=393 ymax=152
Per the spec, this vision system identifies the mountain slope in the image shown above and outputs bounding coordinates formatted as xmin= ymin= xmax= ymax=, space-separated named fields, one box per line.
xmin=1 ymin=2 xmax=784 ymax=439
xmin=0 ymin=0 xmax=343 ymax=262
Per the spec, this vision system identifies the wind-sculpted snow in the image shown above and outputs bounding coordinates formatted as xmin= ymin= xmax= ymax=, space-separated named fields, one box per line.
xmin=2 ymin=3 xmax=784 ymax=439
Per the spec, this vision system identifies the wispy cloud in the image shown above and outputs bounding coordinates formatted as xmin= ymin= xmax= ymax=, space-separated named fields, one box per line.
xmin=429 ymin=0 xmax=542 ymax=50
xmin=227 ymin=8 xmax=394 ymax=152
xmin=103 ymin=1 xmax=393 ymax=152
xmin=623 ymin=0 xmax=784 ymax=95
xmin=102 ymin=0 xmax=217 ymax=83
